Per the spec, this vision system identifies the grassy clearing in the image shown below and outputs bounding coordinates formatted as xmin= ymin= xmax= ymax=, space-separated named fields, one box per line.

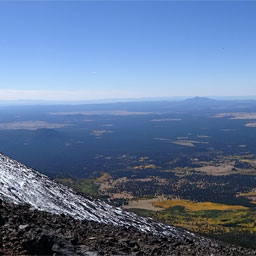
xmin=134 ymin=164 xmax=156 ymax=170
xmin=127 ymin=199 xmax=256 ymax=248
xmin=95 ymin=172 xmax=111 ymax=183
xmin=152 ymin=199 xmax=247 ymax=211
xmin=56 ymin=178 xmax=99 ymax=196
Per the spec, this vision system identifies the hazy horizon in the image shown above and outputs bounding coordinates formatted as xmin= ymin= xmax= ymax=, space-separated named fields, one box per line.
xmin=2 ymin=95 xmax=256 ymax=107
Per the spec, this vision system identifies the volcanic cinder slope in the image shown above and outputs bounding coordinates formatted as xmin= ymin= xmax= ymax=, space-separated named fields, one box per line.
xmin=1 ymin=152 xmax=256 ymax=255
xmin=0 ymin=153 xmax=197 ymax=238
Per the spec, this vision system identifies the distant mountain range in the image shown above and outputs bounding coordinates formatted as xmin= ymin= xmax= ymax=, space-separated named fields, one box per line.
xmin=185 ymin=97 xmax=217 ymax=102
xmin=2 ymin=96 xmax=256 ymax=106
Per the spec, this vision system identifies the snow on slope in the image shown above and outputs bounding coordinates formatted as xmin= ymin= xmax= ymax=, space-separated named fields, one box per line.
xmin=0 ymin=153 xmax=199 ymax=240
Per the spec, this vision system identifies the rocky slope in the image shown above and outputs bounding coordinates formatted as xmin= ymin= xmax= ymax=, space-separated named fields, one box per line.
xmin=1 ymin=152 xmax=256 ymax=255
xmin=0 ymin=153 xmax=199 ymax=238
xmin=1 ymin=200 xmax=256 ymax=256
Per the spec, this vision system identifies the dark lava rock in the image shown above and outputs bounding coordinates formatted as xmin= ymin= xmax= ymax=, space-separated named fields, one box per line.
xmin=0 ymin=200 xmax=256 ymax=256
xmin=0 ymin=214 xmax=5 ymax=226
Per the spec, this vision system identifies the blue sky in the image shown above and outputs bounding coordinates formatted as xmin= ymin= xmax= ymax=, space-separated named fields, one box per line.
xmin=0 ymin=1 xmax=255 ymax=100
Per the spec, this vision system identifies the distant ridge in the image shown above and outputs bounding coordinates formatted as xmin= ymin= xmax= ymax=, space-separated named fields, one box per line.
xmin=185 ymin=97 xmax=216 ymax=103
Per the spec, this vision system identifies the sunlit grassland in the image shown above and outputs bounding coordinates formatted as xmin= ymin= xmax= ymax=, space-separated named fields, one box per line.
xmin=152 ymin=200 xmax=247 ymax=211
xmin=151 ymin=200 xmax=256 ymax=233
xmin=129 ymin=199 xmax=256 ymax=248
